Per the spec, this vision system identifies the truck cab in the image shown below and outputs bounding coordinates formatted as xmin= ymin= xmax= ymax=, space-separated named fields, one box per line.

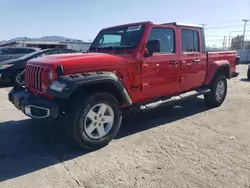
xmin=9 ymin=21 xmax=239 ymax=150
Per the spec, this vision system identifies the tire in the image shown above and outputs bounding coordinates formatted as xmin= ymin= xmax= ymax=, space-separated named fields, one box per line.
xmin=247 ymin=69 xmax=250 ymax=80
xmin=204 ymin=75 xmax=227 ymax=108
xmin=64 ymin=92 xmax=122 ymax=150
xmin=12 ymin=70 xmax=23 ymax=87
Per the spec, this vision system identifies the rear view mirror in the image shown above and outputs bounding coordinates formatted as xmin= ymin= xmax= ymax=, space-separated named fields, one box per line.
xmin=144 ymin=39 xmax=161 ymax=57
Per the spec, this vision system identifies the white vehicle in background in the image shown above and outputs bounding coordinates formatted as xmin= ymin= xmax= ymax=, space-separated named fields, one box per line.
xmin=0 ymin=47 xmax=39 ymax=62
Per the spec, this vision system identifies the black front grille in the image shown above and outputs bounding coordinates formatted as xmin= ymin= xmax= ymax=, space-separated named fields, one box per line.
xmin=25 ymin=64 xmax=44 ymax=92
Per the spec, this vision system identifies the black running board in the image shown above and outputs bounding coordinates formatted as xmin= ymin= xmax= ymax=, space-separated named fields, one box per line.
xmin=139 ymin=88 xmax=210 ymax=111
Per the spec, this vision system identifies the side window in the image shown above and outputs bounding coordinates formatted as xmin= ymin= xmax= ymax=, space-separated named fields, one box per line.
xmin=66 ymin=49 xmax=75 ymax=53
xmin=36 ymin=51 xmax=56 ymax=58
xmin=51 ymin=50 xmax=60 ymax=54
xmin=181 ymin=29 xmax=200 ymax=52
xmin=44 ymin=50 xmax=58 ymax=55
xmin=27 ymin=49 xmax=35 ymax=53
xmin=0 ymin=48 xmax=10 ymax=54
xmin=147 ymin=28 xmax=175 ymax=53
xmin=57 ymin=49 xmax=66 ymax=54
xmin=15 ymin=48 xmax=28 ymax=54
xmin=1 ymin=48 xmax=14 ymax=55
xmin=1 ymin=48 xmax=15 ymax=54
xmin=8 ymin=48 xmax=15 ymax=54
xmin=58 ymin=49 xmax=74 ymax=54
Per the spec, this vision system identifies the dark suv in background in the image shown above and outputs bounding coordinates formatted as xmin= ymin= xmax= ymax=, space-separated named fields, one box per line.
xmin=0 ymin=48 xmax=78 ymax=86
xmin=0 ymin=47 xmax=39 ymax=62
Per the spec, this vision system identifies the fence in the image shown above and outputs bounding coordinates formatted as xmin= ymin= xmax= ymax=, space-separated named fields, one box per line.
xmin=236 ymin=49 xmax=250 ymax=63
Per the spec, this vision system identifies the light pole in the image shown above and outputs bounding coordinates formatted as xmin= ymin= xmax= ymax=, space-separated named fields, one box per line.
xmin=222 ymin=36 xmax=227 ymax=49
xmin=241 ymin=19 xmax=249 ymax=49
xmin=228 ymin=31 xmax=233 ymax=48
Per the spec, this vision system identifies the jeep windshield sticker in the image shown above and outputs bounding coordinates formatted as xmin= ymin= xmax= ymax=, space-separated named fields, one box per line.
xmin=127 ymin=25 xmax=142 ymax=32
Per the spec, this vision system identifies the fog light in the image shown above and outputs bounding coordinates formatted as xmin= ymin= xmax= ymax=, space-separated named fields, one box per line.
xmin=49 ymin=81 xmax=66 ymax=92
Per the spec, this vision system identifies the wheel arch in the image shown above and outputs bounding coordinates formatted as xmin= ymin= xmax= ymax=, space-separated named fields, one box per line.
xmin=47 ymin=71 xmax=132 ymax=106
xmin=204 ymin=60 xmax=230 ymax=85
xmin=12 ymin=68 xmax=24 ymax=84
xmin=70 ymin=82 xmax=132 ymax=106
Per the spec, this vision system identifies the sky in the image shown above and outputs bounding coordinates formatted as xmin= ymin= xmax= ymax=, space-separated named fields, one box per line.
xmin=0 ymin=0 xmax=250 ymax=47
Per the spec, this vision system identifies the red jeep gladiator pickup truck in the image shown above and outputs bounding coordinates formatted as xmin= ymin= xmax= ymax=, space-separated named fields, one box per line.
xmin=9 ymin=21 xmax=240 ymax=149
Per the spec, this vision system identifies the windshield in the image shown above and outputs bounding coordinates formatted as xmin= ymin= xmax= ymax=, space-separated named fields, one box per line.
xmin=90 ymin=24 xmax=145 ymax=50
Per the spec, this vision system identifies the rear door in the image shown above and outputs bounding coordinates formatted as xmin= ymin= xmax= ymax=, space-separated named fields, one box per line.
xmin=0 ymin=48 xmax=15 ymax=62
xmin=27 ymin=48 xmax=36 ymax=54
xmin=141 ymin=25 xmax=180 ymax=96
xmin=179 ymin=28 xmax=206 ymax=91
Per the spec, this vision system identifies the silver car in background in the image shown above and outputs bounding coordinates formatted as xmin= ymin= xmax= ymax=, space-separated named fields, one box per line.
xmin=0 ymin=47 xmax=39 ymax=62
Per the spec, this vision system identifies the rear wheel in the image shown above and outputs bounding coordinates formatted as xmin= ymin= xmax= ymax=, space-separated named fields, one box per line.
xmin=247 ymin=69 xmax=250 ymax=79
xmin=204 ymin=75 xmax=227 ymax=107
xmin=64 ymin=92 xmax=122 ymax=150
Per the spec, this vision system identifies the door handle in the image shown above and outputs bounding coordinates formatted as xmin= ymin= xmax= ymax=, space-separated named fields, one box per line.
xmin=193 ymin=59 xmax=201 ymax=63
xmin=169 ymin=61 xmax=178 ymax=65
xmin=142 ymin=63 xmax=160 ymax=69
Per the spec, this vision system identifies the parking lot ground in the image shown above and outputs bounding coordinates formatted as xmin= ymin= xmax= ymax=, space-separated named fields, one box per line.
xmin=0 ymin=65 xmax=250 ymax=188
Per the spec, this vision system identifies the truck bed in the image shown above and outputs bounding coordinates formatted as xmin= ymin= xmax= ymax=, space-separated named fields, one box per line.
xmin=207 ymin=51 xmax=237 ymax=74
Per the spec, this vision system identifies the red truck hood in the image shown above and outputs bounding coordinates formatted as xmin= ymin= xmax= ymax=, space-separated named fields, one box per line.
xmin=28 ymin=52 xmax=127 ymax=71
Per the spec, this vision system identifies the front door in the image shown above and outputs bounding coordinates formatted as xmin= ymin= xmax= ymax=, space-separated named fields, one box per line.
xmin=141 ymin=26 xmax=180 ymax=97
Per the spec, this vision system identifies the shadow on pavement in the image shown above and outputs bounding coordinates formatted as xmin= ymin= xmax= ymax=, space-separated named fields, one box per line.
xmin=0 ymin=119 xmax=89 ymax=182
xmin=240 ymin=78 xmax=250 ymax=82
xmin=116 ymin=97 xmax=208 ymax=138
xmin=0 ymin=97 xmax=209 ymax=182
xmin=0 ymin=83 xmax=13 ymax=88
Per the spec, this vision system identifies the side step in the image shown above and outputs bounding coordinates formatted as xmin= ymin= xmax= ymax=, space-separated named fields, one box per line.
xmin=140 ymin=88 xmax=210 ymax=111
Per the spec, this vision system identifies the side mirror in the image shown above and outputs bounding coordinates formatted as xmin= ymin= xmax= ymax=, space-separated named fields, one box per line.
xmin=144 ymin=39 xmax=161 ymax=57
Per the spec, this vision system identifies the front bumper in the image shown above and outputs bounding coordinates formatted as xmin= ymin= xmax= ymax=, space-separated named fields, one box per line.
xmin=8 ymin=87 xmax=59 ymax=119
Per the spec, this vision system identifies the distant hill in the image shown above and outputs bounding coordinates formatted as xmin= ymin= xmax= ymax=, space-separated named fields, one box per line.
xmin=1 ymin=36 xmax=84 ymax=44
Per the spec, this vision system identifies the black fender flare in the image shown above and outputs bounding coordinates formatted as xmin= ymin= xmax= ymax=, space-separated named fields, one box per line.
xmin=47 ymin=71 xmax=132 ymax=105
xmin=204 ymin=61 xmax=231 ymax=85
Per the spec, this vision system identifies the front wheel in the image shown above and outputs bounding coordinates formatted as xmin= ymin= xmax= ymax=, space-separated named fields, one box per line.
xmin=65 ymin=92 xmax=122 ymax=150
xmin=204 ymin=75 xmax=227 ymax=107
xmin=247 ymin=69 xmax=250 ymax=79
xmin=12 ymin=70 xmax=23 ymax=87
